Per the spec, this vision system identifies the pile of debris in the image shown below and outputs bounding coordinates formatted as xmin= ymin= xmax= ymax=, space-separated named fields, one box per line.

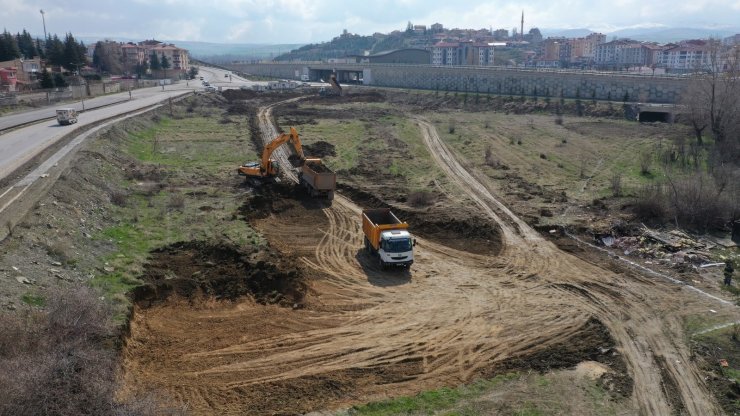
xmin=600 ymin=226 xmax=734 ymax=269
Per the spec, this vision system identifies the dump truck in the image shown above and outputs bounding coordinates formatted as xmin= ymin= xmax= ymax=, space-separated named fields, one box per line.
xmin=238 ymin=127 xmax=337 ymax=199
xmin=298 ymin=160 xmax=335 ymax=200
xmin=362 ymin=208 xmax=415 ymax=269
xmin=56 ymin=108 xmax=78 ymax=125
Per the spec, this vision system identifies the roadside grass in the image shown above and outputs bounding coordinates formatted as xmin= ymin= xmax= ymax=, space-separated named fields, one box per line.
xmin=346 ymin=369 xmax=626 ymax=416
xmin=89 ymin=110 xmax=262 ymax=309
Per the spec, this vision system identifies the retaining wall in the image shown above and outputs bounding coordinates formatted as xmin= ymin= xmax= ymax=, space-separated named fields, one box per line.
xmin=227 ymin=63 xmax=688 ymax=104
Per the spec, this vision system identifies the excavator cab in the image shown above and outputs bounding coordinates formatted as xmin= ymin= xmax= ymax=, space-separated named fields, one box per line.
xmin=237 ymin=127 xmax=300 ymax=180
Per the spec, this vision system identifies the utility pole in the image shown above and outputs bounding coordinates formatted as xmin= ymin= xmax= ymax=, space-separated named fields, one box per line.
xmin=40 ymin=9 xmax=47 ymax=40
xmin=71 ymin=62 xmax=85 ymax=111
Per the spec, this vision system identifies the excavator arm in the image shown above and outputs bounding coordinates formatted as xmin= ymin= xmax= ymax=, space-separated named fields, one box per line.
xmin=238 ymin=127 xmax=305 ymax=178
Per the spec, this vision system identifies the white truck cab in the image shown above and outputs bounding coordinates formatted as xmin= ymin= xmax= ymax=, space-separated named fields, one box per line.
xmin=378 ymin=230 xmax=414 ymax=267
xmin=56 ymin=108 xmax=78 ymax=125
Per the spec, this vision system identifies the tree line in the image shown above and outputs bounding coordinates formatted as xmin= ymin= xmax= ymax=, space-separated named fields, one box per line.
xmin=0 ymin=29 xmax=86 ymax=68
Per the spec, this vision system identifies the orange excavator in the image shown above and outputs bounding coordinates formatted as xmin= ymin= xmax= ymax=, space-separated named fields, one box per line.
xmin=238 ymin=127 xmax=311 ymax=179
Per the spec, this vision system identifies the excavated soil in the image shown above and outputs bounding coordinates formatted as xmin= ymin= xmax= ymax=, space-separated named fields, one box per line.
xmin=302 ymin=140 xmax=336 ymax=158
xmin=131 ymin=241 xmax=307 ymax=307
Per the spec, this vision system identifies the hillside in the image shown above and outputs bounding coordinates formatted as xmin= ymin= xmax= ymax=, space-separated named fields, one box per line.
xmin=275 ymin=32 xmax=426 ymax=61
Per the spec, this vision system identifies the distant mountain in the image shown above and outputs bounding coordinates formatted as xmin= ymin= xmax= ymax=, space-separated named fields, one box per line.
xmin=172 ymin=41 xmax=304 ymax=59
xmin=540 ymin=28 xmax=593 ymax=38
xmin=605 ymin=27 xmax=739 ymax=43
xmin=77 ymin=37 xmax=303 ymax=60
xmin=540 ymin=27 xmax=740 ymax=43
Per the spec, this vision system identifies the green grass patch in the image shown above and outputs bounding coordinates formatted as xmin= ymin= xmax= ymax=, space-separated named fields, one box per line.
xmin=21 ymin=293 xmax=45 ymax=307
xmin=85 ymin=111 xmax=263 ymax=307
xmin=349 ymin=373 xmax=518 ymax=415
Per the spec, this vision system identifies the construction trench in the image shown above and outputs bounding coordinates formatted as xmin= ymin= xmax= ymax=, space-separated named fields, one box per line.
xmin=107 ymin=91 xmax=738 ymax=415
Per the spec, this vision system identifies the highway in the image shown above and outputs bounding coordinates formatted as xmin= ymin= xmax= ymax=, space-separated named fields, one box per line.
xmin=0 ymin=83 xmax=195 ymax=182
xmin=0 ymin=65 xmax=287 ymax=183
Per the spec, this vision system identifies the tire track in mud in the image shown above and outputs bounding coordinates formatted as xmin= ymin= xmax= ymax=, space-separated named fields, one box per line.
xmin=192 ymin=101 xmax=597 ymax=392
xmin=414 ymin=117 xmax=730 ymax=415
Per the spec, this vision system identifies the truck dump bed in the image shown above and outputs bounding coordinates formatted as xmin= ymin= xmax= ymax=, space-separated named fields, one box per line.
xmin=301 ymin=161 xmax=336 ymax=191
xmin=299 ymin=161 xmax=336 ymax=199
xmin=362 ymin=208 xmax=408 ymax=250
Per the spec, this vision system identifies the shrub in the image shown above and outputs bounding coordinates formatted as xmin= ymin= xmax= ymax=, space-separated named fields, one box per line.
xmin=632 ymin=183 xmax=668 ymax=223
xmin=639 ymin=151 xmax=652 ymax=175
xmin=44 ymin=240 xmax=75 ymax=265
xmin=610 ymin=172 xmax=623 ymax=197
xmin=110 ymin=191 xmax=128 ymax=207
xmin=448 ymin=122 xmax=456 ymax=134
xmin=408 ymin=190 xmax=435 ymax=207
xmin=167 ymin=193 xmax=185 ymax=211
xmin=0 ymin=286 xmax=182 ymax=416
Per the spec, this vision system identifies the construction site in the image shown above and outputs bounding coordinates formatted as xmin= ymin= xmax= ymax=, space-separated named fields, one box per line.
xmin=1 ymin=79 xmax=738 ymax=415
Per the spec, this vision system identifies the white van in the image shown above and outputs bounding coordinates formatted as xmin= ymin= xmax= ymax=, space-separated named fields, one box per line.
xmin=56 ymin=108 xmax=78 ymax=125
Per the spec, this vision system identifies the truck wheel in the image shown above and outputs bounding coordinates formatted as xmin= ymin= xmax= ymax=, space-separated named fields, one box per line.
xmin=378 ymin=258 xmax=385 ymax=270
xmin=327 ymin=191 xmax=334 ymax=200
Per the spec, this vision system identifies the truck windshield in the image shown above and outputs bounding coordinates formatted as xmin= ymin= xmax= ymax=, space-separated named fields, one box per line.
xmin=383 ymin=238 xmax=412 ymax=253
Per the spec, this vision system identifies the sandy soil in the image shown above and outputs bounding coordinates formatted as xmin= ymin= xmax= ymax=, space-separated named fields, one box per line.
xmin=119 ymin=95 xmax=738 ymax=415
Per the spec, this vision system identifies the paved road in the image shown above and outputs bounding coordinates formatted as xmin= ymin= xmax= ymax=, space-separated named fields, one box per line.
xmin=0 ymin=82 xmax=202 ymax=132
xmin=0 ymin=85 xmax=194 ymax=181
xmin=0 ymin=65 xmax=312 ymax=182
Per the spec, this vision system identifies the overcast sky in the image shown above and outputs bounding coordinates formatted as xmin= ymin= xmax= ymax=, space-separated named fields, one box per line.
xmin=1 ymin=0 xmax=739 ymax=44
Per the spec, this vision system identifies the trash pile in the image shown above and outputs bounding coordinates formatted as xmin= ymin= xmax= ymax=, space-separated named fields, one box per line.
xmin=600 ymin=226 xmax=731 ymax=269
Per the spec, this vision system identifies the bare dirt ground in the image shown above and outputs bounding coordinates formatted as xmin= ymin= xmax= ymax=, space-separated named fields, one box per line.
xmin=119 ymin=92 xmax=738 ymax=415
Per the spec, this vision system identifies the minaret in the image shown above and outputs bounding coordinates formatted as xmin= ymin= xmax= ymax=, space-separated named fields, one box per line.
xmin=521 ymin=11 xmax=524 ymax=41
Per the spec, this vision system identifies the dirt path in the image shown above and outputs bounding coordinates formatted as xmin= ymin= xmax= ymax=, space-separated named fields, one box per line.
xmin=122 ymin=100 xmax=735 ymax=415
xmin=415 ymin=117 xmax=732 ymax=415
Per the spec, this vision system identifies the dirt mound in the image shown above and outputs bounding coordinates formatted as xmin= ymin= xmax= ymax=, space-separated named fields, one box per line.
xmin=302 ymin=90 xmax=386 ymax=105
xmin=239 ymin=182 xmax=326 ymax=221
xmin=221 ymin=88 xmax=260 ymax=101
xmin=131 ymin=241 xmax=307 ymax=307
xmin=303 ymin=141 xmax=336 ymax=158
xmin=496 ymin=317 xmax=632 ymax=398
xmin=339 ymin=184 xmax=502 ymax=255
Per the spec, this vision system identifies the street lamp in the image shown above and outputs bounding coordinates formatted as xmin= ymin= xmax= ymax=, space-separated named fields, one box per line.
xmin=70 ymin=62 xmax=85 ymax=111
xmin=39 ymin=10 xmax=47 ymax=40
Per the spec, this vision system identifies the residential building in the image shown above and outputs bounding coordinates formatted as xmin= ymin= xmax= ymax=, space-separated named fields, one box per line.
xmin=594 ymin=39 xmax=647 ymax=66
xmin=659 ymin=40 xmax=711 ymax=71
xmin=138 ymin=40 xmax=190 ymax=74
xmin=431 ymin=41 xmax=495 ymax=66
xmin=121 ymin=42 xmax=146 ymax=73
xmin=432 ymin=42 xmax=459 ymax=65
xmin=430 ymin=23 xmax=444 ymax=33
xmin=0 ymin=67 xmax=17 ymax=92
xmin=540 ymin=37 xmax=564 ymax=61
xmin=0 ymin=58 xmax=41 ymax=85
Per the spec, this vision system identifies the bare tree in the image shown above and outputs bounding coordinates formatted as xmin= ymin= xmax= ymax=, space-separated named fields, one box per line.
xmin=684 ymin=40 xmax=740 ymax=149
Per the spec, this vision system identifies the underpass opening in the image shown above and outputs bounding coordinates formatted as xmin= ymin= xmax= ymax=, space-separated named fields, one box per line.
xmin=638 ymin=111 xmax=672 ymax=123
